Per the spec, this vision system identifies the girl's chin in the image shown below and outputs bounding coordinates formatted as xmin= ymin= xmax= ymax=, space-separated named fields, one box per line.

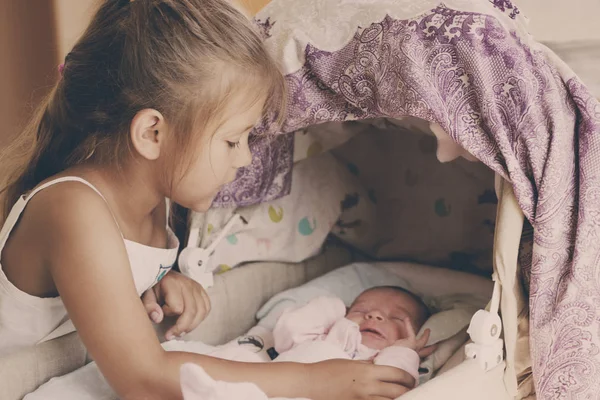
xmin=181 ymin=196 xmax=214 ymax=213
xmin=191 ymin=203 xmax=211 ymax=213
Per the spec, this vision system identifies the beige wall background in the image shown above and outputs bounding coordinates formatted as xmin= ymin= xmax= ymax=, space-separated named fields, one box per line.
xmin=54 ymin=0 xmax=97 ymax=60
xmin=519 ymin=0 xmax=600 ymax=42
xmin=0 ymin=1 xmax=58 ymax=147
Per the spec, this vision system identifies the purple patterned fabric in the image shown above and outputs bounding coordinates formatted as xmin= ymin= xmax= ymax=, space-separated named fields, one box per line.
xmin=215 ymin=5 xmax=600 ymax=397
xmin=489 ymin=0 xmax=520 ymax=19
xmin=212 ymin=133 xmax=293 ymax=207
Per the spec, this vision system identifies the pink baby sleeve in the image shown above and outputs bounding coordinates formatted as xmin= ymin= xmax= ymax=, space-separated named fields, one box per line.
xmin=273 ymin=296 xmax=347 ymax=353
xmin=374 ymin=346 xmax=421 ymax=384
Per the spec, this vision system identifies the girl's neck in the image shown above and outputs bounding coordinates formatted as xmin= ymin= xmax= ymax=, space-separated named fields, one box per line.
xmin=63 ymin=162 xmax=166 ymax=240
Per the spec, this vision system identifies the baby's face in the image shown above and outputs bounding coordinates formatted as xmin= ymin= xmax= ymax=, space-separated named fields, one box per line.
xmin=346 ymin=288 xmax=425 ymax=350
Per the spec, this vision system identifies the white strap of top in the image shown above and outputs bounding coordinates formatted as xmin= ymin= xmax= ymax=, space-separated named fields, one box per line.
xmin=0 ymin=177 xmax=115 ymax=251
xmin=165 ymin=198 xmax=171 ymax=230
xmin=29 ymin=176 xmax=107 ymax=201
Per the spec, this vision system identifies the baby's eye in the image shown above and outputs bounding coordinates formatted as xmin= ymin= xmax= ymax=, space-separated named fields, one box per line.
xmin=227 ymin=141 xmax=241 ymax=149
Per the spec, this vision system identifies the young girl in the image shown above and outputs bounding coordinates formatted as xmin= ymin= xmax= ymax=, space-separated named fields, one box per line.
xmin=0 ymin=1 xmax=414 ymax=399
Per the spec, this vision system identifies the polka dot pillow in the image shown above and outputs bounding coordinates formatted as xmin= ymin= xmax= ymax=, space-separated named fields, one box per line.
xmin=194 ymin=151 xmax=366 ymax=274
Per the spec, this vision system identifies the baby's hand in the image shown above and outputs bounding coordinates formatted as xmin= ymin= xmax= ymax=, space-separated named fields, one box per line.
xmin=394 ymin=320 xmax=436 ymax=357
xmin=393 ymin=319 xmax=420 ymax=351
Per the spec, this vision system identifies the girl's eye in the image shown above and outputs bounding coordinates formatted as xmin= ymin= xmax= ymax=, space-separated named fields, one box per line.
xmin=227 ymin=141 xmax=241 ymax=149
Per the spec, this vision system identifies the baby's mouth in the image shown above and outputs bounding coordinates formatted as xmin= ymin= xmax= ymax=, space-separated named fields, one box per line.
xmin=360 ymin=327 xmax=385 ymax=340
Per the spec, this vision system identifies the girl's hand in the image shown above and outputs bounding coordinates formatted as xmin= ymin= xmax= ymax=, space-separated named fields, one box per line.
xmin=394 ymin=320 xmax=437 ymax=358
xmin=142 ymin=271 xmax=211 ymax=340
xmin=307 ymin=359 xmax=415 ymax=400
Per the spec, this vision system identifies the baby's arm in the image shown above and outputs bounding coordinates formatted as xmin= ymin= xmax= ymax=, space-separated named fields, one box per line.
xmin=273 ymin=296 xmax=346 ymax=353
xmin=374 ymin=347 xmax=420 ymax=383
xmin=44 ymin=189 xmax=414 ymax=400
xmin=374 ymin=320 xmax=431 ymax=384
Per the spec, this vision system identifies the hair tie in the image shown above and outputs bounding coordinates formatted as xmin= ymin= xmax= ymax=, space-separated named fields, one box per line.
xmin=58 ymin=52 xmax=71 ymax=79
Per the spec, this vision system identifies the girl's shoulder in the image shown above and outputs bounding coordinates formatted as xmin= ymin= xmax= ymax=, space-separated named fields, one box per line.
xmin=2 ymin=177 xmax=122 ymax=297
xmin=22 ymin=177 xmax=120 ymax=247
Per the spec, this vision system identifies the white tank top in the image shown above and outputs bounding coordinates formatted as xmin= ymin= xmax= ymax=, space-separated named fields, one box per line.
xmin=0 ymin=177 xmax=179 ymax=357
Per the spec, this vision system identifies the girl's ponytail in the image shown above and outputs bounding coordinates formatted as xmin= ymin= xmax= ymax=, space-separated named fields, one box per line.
xmin=0 ymin=88 xmax=57 ymax=221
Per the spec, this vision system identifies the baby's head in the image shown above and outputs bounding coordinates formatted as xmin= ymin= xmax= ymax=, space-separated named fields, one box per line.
xmin=346 ymin=286 xmax=430 ymax=350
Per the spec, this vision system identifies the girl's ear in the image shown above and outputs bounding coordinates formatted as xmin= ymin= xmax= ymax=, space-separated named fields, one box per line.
xmin=130 ymin=109 xmax=167 ymax=161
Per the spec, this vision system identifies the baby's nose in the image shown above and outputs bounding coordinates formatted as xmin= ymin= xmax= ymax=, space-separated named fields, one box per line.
xmin=365 ymin=310 xmax=384 ymax=321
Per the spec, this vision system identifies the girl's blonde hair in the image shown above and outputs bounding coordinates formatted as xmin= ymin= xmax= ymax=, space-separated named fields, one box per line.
xmin=0 ymin=0 xmax=285 ymax=222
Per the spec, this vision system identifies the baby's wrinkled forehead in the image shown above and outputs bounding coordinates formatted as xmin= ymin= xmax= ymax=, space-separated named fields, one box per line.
xmin=353 ymin=287 xmax=414 ymax=306
xmin=351 ymin=287 xmax=429 ymax=325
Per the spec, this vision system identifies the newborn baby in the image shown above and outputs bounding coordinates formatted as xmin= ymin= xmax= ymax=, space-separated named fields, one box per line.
xmin=180 ymin=286 xmax=434 ymax=400
xmin=272 ymin=286 xmax=432 ymax=382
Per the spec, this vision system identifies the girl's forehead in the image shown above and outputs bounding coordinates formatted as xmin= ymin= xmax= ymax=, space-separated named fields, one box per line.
xmin=214 ymin=91 xmax=266 ymax=135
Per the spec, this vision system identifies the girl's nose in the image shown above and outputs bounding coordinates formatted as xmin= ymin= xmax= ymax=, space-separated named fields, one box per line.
xmin=234 ymin=142 xmax=253 ymax=169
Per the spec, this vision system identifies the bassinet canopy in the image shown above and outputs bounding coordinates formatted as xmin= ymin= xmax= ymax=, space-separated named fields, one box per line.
xmin=212 ymin=0 xmax=600 ymax=398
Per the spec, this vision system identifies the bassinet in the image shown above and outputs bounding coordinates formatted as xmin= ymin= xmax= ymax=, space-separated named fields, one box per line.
xmin=1 ymin=0 xmax=599 ymax=399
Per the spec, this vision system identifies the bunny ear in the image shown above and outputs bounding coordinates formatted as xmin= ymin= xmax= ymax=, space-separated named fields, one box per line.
xmin=180 ymin=363 xmax=216 ymax=399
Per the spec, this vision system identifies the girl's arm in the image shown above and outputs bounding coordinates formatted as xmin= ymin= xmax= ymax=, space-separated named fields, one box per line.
xmin=41 ymin=186 xmax=413 ymax=400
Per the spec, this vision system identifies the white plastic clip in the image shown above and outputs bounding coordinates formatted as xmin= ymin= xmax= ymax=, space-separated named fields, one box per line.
xmin=465 ymin=274 xmax=504 ymax=371
xmin=178 ymin=214 xmax=245 ymax=288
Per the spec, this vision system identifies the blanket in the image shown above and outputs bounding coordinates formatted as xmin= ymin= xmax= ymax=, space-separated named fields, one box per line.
xmin=212 ymin=0 xmax=600 ymax=397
